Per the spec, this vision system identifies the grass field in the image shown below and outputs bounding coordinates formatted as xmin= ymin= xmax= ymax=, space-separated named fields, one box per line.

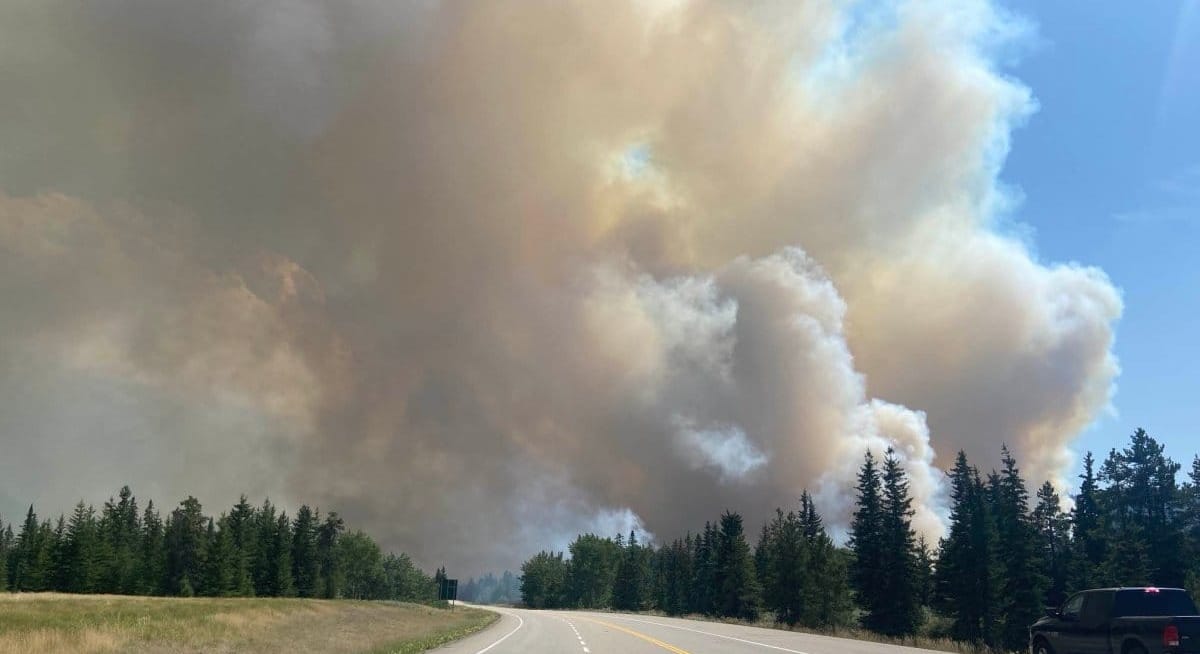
xmin=0 ymin=593 xmax=498 ymax=654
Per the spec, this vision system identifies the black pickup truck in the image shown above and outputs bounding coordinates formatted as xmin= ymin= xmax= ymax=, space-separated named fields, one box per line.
xmin=1030 ymin=587 xmax=1200 ymax=654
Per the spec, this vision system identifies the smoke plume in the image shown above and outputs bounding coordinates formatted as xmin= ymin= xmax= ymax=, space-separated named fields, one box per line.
xmin=0 ymin=0 xmax=1121 ymax=573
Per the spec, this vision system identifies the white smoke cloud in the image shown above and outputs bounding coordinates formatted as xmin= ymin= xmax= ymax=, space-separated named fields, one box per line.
xmin=0 ymin=0 xmax=1120 ymax=573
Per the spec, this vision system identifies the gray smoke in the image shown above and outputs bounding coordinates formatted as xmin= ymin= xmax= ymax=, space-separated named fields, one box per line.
xmin=0 ymin=0 xmax=1121 ymax=573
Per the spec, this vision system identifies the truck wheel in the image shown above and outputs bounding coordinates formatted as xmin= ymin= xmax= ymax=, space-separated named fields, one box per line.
xmin=1032 ymin=637 xmax=1055 ymax=654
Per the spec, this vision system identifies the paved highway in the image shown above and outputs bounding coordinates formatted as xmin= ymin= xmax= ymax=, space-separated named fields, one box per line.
xmin=437 ymin=605 xmax=948 ymax=654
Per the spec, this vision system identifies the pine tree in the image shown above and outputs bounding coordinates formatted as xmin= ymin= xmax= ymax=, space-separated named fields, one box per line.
xmin=691 ymin=522 xmax=717 ymax=614
xmin=713 ymin=511 xmax=759 ymax=620
xmin=849 ymin=451 xmax=885 ymax=630
xmin=914 ymin=536 xmax=934 ymax=608
xmin=758 ymin=507 xmax=806 ymax=625
xmin=101 ymin=486 xmax=140 ymax=594
xmin=48 ymin=516 xmax=69 ymax=592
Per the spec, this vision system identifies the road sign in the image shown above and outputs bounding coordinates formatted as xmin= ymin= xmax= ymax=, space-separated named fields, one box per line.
xmin=439 ymin=578 xmax=458 ymax=603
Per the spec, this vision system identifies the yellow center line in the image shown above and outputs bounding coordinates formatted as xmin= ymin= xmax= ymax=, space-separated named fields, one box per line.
xmin=577 ymin=616 xmax=694 ymax=654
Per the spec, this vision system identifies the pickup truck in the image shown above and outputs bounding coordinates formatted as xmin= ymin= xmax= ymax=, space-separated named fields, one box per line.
xmin=1030 ymin=587 xmax=1200 ymax=654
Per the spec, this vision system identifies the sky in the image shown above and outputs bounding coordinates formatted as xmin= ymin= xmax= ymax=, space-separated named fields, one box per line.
xmin=999 ymin=0 xmax=1200 ymax=469
xmin=0 ymin=0 xmax=1188 ymax=575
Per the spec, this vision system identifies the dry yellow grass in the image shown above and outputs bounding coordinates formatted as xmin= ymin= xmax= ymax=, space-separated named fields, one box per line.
xmin=0 ymin=593 xmax=496 ymax=654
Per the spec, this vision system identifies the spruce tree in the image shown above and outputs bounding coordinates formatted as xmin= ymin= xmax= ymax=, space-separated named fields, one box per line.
xmin=994 ymin=447 xmax=1046 ymax=652
xmin=876 ymin=448 xmax=921 ymax=637
xmin=227 ymin=496 xmax=256 ymax=596
xmin=48 ymin=516 xmax=69 ymax=592
xmin=273 ymin=512 xmax=296 ymax=597
xmin=713 ymin=511 xmax=759 ymax=620
xmin=0 ymin=516 xmax=6 ymax=592
xmin=758 ymin=507 xmax=806 ymax=625
xmin=1033 ymin=480 xmax=1072 ymax=606
xmin=65 ymin=502 xmax=102 ymax=593
xmin=291 ymin=505 xmax=320 ymax=598
xmin=1069 ymin=452 xmax=1107 ymax=590
xmin=316 ymin=512 xmax=345 ymax=598
xmin=138 ymin=501 xmax=166 ymax=595
xmin=849 ymin=451 xmax=885 ymax=631
xmin=613 ymin=531 xmax=651 ymax=611
xmin=165 ymin=497 xmax=207 ymax=596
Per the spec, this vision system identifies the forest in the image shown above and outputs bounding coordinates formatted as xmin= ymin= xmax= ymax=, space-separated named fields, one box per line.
xmin=519 ymin=428 xmax=1200 ymax=652
xmin=0 ymin=491 xmax=439 ymax=603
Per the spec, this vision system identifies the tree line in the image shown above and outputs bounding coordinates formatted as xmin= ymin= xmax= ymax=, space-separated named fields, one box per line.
xmin=459 ymin=570 xmax=521 ymax=605
xmin=0 ymin=487 xmax=438 ymax=603
xmin=519 ymin=428 xmax=1200 ymax=652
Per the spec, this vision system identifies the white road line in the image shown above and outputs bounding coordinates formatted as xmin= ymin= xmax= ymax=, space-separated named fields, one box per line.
xmin=601 ymin=614 xmax=811 ymax=654
xmin=475 ymin=610 xmax=526 ymax=654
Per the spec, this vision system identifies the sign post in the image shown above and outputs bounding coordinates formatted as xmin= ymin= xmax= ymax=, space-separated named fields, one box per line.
xmin=439 ymin=577 xmax=458 ymax=610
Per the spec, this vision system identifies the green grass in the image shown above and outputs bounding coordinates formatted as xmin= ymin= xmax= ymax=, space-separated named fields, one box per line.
xmin=0 ymin=593 xmax=497 ymax=654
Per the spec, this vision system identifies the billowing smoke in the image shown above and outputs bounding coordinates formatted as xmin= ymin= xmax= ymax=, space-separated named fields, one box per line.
xmin=0 ymin=0 xmax=1120 ymax=573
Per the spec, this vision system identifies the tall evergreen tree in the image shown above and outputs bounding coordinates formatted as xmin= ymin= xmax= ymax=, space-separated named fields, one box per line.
xmin=65 ymin=502 xmax=103 ymax=593
xmin=164 ymin=497 xmax=207 ymax=596
xmin=138 ymin=501 xmax=166 ymax=595
xmin=272 ymin=512 xmax=296 ymax=597
xmin=316 ymin=511 xmax=345 ymax=599
xmin=1033 ymin=480 xmax=1072 ymax=606
xmin=1070 ymin=451 xmax=1107 ymax=590
xmin=875 ymin=448 xmax=921 ymax=637
xmin=993 ymin=447 xmax=1047 ymax=652
xmin=202 ymin=517 xmax=236 ymax=596
xmin=713 ymin=511 xmax=759 ymax=620
xmin=612 ymin=531 xmax=651 ymax=611
xmin=101 ymin=486 xmax=140 ymax=594
xmin=227 ymin=496 xmax=256 ymax=596
xmin=757 ymin=507 xmax=806 ymax=625
xmin=849 ymin=451 xmax=886 ymax=631
xmin=0 ymin=516 xmax=7 ymax=592
xmin=291 ymin=505 xmax=321 ymax=598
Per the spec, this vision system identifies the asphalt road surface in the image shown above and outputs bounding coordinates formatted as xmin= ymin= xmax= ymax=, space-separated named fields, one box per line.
xmin=437 ymin=605 xmax=949 ymax=654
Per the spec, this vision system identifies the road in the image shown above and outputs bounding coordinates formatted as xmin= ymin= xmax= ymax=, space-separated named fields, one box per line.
xmin=437 ymin=605 xmax=948 ymax=654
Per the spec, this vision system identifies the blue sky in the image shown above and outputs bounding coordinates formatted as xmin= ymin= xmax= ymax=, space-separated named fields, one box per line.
xmin=999 ymin=0 xmax=1200 ymax=470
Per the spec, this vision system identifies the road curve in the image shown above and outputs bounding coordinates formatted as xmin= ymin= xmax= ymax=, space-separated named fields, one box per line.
xmin=436 ymin=605 xmax=950 ymax=654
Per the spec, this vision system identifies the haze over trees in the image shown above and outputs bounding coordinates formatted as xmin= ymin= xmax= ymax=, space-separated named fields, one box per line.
xmin=1 ymin=489 xmax=439 ymax=603
xmin=519 ymin=428 xmax=1200 ymax=652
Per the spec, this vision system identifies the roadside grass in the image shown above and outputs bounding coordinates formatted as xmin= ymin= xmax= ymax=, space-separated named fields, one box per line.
xmin=0 ymin=593 xmax=496 ymax=654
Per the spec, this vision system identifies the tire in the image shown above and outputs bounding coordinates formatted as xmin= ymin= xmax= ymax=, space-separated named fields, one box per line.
xmin=1031 ymin=637 xmax=1055 ymax=654
xmin=1123 ymin=644 xmax=1147 ymax=654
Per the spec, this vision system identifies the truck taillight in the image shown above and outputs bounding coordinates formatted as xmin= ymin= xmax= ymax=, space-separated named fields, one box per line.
xmin=1164 ymin=625 xmax=1181 ymax=648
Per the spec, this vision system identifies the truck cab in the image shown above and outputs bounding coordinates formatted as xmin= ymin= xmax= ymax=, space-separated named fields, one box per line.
xmin=1030 ymin=587 xmax=1200 ymax=654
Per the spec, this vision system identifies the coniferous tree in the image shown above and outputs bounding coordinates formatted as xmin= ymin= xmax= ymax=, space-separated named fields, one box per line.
xmin=757 ymin=507 xmax=806 ymax=625
xmin=165 ymin=497 xmax=207 ymax=596
xmin=0 ymin=516 xmax=6 ymax=592
xmin=48 ymin=516 xmax=69 ymax=592
xmin=849 ymin=451 xmax=885 ymax=631
xmin=1069 ymin=451 xmax=1107 ymax=590
xmin=291 ymin=505 xmax=320 ymax=598
xmin=101 ymin=486 xmax=140 ymax=594
xmin=65 ymin=502 xmax=103 ymax=593
xmin=612 ymin=531 xmax=651 ymax=611
xmin=202 ymin=517 xmax=236 ymax=596
xmin=272 ymin=512 xmax=296 ymax=597
xmin=316 ymin=512 xmax=345 ymax=598
xmin=875 ymin=448 xmax=921 ymax=637
xmin=993 ymin=447 xmax=1046 ymax=652
xmin=227 ymin=496 xmax=256 ymax=596
xmin=1033 ymin=480 xmax=1072 ymax=606
xmin=713 ymin=511 xmax=759 ymax=620
xmin=691 ymin=522 xmax=717 ymax=615
xmin=914 ymin=536 xmax=934 ymax=608
xmin=138 ymin=501 xmax=166 ymax=595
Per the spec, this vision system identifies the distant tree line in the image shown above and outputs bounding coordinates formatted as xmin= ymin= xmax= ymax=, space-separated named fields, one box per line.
xmin=0 ymin=488 xmax=438 ymax=603
xmin=519 ymin=428 xmax=1200 ymax=652
xmin=459 ymin=570 xmax=521 ymax=605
